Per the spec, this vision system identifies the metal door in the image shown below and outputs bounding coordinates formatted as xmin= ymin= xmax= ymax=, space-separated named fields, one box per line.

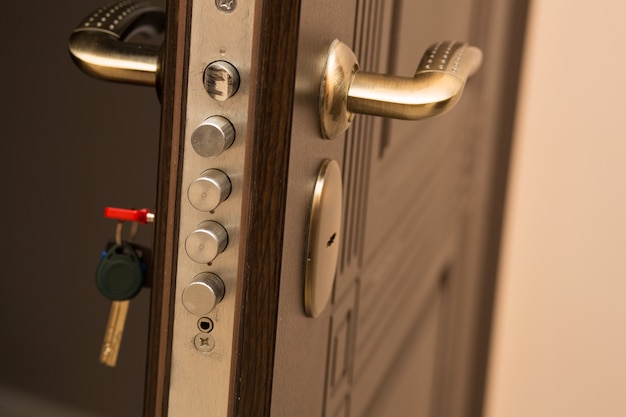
xmin=143 ymin=0 xmax=528 ymax=416
xmin=265 ymin=1 xmax=527 ymax=417
xmin=0 ymin=0 xmax=528 ymax=416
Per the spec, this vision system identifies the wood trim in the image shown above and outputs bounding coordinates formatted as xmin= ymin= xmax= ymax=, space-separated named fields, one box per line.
xmin=144 ymin=0 xmax=191 ymax=415
xmin=231 ymin=1 xmax=302 ymax=416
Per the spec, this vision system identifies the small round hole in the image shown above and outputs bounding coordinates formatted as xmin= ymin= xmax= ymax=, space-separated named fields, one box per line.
xmin=197 ymin=317 xmax=214 ymax=333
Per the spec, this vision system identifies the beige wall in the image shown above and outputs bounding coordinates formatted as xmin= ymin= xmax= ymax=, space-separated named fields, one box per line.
xmin=485 ymin=1 xmax=626 ymax=416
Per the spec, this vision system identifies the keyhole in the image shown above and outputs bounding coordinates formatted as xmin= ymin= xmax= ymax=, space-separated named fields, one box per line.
xmin=198 ymin=317 xmax=214 ymax=333
xmin=327 ymin=233 xmax=336 ymax=248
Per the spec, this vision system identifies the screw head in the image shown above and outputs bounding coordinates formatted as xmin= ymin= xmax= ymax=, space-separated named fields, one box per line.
xmin=215 ymin=0 xmax=237 ymax=14
xmin=193 ymin=333 xmax=215 ymax=352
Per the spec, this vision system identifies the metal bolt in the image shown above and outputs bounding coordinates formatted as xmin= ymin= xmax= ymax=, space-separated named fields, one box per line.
xmin=215 ymin=0 xmax=237 ymax=13
xmin=193 ymin=333 xmax=215 ymax=352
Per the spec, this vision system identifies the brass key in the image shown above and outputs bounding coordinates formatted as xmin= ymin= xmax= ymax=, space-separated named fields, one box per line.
xmin=95 ymin=219 xmax=147 ymax=367
xmin=100 ymin=300 xmax=130 ymax=367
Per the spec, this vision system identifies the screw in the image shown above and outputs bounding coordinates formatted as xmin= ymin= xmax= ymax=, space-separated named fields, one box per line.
xmin=193 ymin=333 xmax=215 ymax=352
xmin=215 ymin=0 xmax=237 ymax=13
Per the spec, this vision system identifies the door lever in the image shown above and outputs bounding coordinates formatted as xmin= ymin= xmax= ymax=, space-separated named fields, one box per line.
xmin=68 ymin=1 xmax=165 ymax=86
xmin=320 ymin=40 xmax=483 ymax=139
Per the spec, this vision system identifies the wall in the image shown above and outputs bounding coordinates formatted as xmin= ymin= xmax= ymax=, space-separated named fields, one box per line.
xmin=0 ymin=1 xmax=164 ymax=416
xmin=485 ymin=1 xmax=626 ymax=416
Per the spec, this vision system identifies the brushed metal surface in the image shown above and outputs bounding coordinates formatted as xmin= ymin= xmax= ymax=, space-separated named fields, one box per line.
xmin=304 ymin=159 xmax=343 ymax=318
xmin=187 ymin=169 xmax=232 ymax=212
xmin=166 ymin=0 xmax=257 ymax=415
xmin=68 ymin=1 xmax=164 ymax=85
xmin=181 ymin=272 xmax=225 ymax=316
xmin=184 ymin=221 xmax=228 ymax=264
xmin=319 ymin=40 xmax=359 ymax=139
xmin=348 ymin=42 xmax=482 ymax=118
xmin=190 ymin=116 xmax=236 ymax=158
xmin=320 ymin=40 xmax=483 ymax=138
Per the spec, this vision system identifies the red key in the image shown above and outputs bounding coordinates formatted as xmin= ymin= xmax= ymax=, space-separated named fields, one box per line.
xmin=104 ymin=207 xmax=154 ymax=224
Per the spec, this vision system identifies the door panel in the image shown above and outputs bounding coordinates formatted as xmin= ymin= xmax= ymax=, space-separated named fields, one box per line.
xmin=272 ymin=1 xmax=480 ymax=416
xmin=148 ymin=0 xmax=528 ymax=415
xmin=361 ymin=288 xmax=443 ymax=417
xmin=12 ymin=0 xmax=529 ymax=416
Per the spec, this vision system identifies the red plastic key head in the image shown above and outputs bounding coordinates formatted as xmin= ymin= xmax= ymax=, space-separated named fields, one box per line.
xmin=104 ymin=207 xmax=154 ymax=224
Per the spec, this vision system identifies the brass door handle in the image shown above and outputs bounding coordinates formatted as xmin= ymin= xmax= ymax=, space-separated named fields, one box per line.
xmin=320 ymin=40 xmax=483 ymax=139
xmin=68 ymin=1 xmax=165 ymax=86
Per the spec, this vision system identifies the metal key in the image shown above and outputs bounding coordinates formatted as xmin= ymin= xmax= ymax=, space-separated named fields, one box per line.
xmin=95 ymin=219 xmax=146 ymax=367
xmin=96 ymin=243 xmax=139 ymax=367
xmin=100 ymin=300 xmax=130 ymax=366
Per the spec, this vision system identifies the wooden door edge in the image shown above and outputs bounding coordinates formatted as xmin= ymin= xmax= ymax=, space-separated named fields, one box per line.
xmin=231 ymin=1 xmax=303 ymax=416
xmin=144 ymin=0 xmax=192 ymax=415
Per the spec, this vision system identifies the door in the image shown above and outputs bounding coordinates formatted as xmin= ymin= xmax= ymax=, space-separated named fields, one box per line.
xmin=141 ymin=0 xmax=528 ymax=416
xmin=46 ymin=0 xmax=527 ymax=416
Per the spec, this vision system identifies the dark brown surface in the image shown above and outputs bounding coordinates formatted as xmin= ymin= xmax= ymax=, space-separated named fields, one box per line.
xmin=231 ymin=1 xmax=303 ymax=416
xmin=143 ymin=0 xmax=191 ymax=415
xmin=1 ymin=1 xmax=162 ymax=416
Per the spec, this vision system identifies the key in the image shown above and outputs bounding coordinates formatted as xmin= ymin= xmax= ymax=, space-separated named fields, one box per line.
xmin=96 ymin=241 xmax=145 ymax=367
xmin=100 ymin=300 xmax=129 ymax=367
xmin=95 ymin=208 xmax=154 ymax=367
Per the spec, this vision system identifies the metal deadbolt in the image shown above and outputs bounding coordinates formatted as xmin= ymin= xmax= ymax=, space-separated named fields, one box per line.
xmin=185 ymin=221 xmax=228 ymax=264
xmin=182 ymin=272 xmax=226 ymax=316
xmin=191 ymin=116 xmax=236 ymax=158
xmin=188 ymin=169 xmax=232 ymax=212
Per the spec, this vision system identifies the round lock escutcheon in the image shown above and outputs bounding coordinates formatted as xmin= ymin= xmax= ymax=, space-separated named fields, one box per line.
xmin=304 ymin=159 xmax=343 ymax=318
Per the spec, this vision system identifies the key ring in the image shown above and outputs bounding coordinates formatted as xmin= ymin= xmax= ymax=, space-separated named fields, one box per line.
xmin=115 ymin=221 xmax=139 ymax=246
xmin=105 ymin=207 xmax=153 ymax=246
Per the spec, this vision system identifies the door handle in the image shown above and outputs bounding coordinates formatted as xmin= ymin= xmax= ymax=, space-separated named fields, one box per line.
xmin=320 ymin=40 xmax=483 ymax=139
xmin=68 ymin=1 xmax=165 ymax=86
